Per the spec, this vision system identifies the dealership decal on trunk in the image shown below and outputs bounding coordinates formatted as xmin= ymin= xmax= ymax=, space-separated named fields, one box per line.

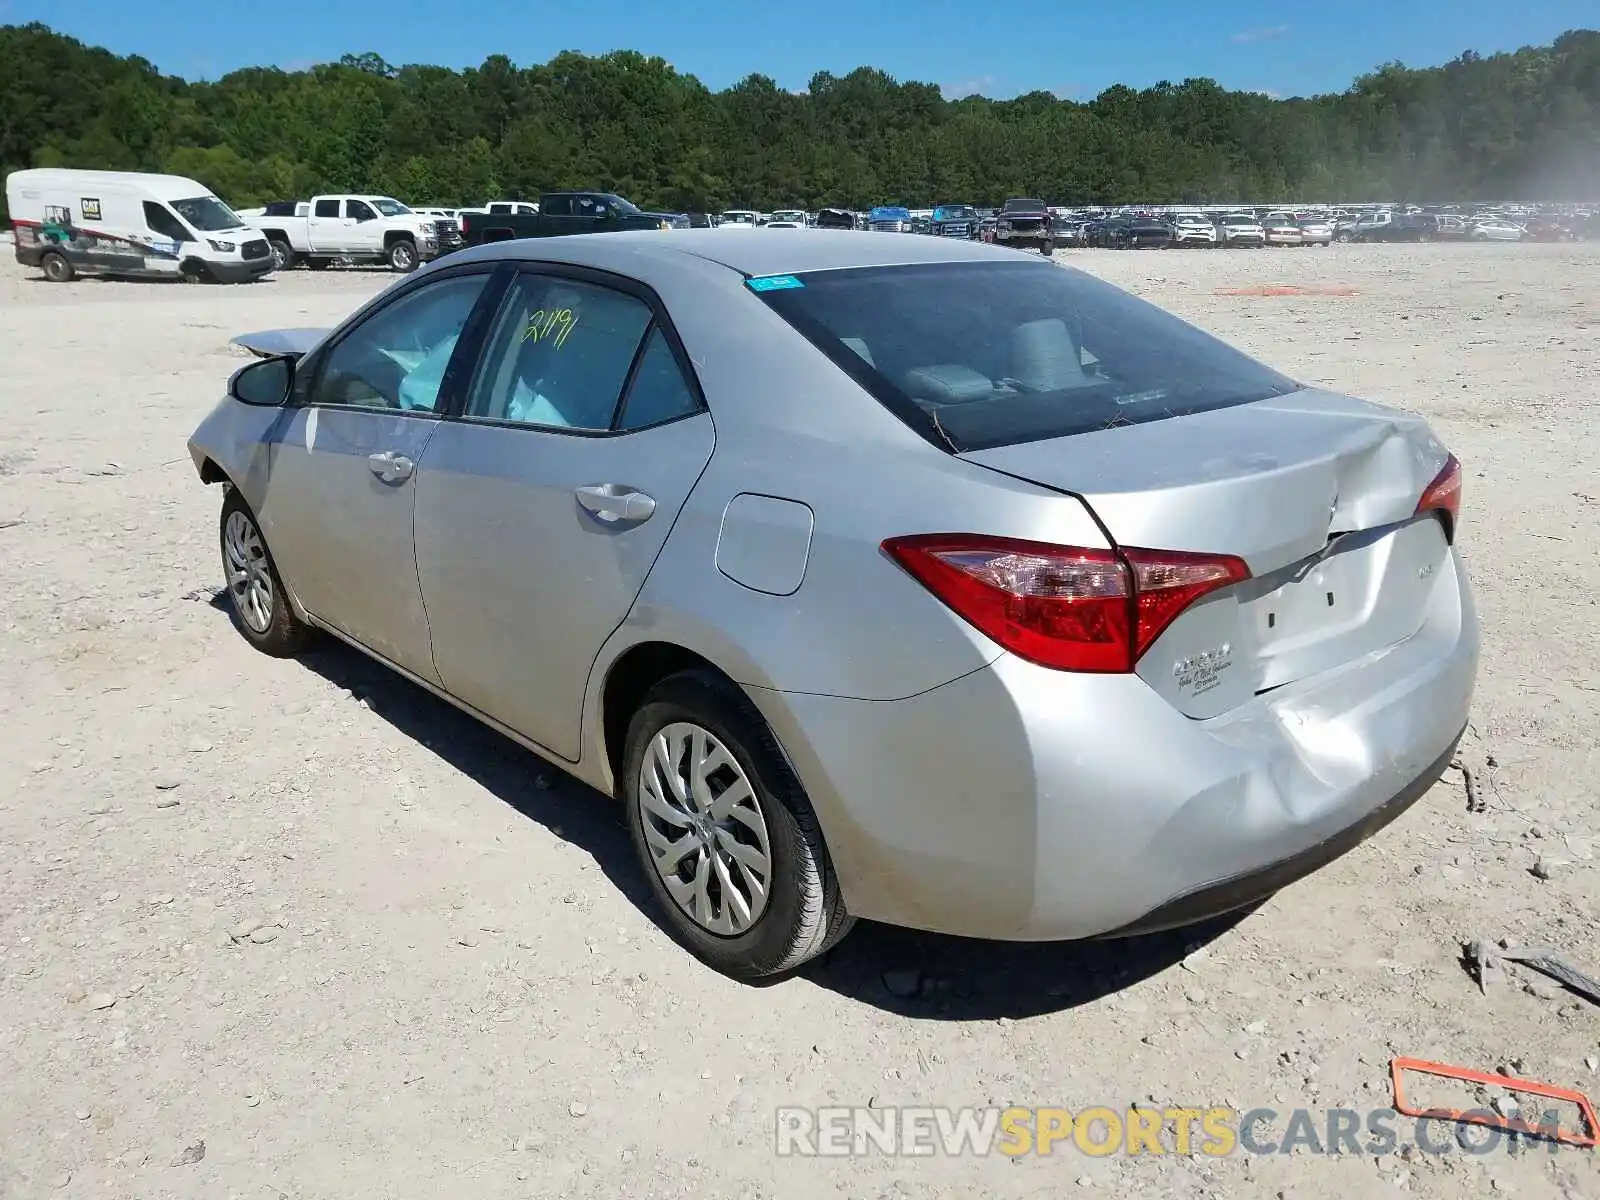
xmin=1172 ymin=643 xmax=1233 ymax=696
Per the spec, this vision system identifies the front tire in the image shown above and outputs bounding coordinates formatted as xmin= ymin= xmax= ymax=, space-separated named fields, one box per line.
xmin=268 ymin=238 xmax=296 ymax=271
xmin=622 ymin=670 xmax=854 ymax=980
xmin=387 ymin=238 xmax=418 ymax=272
xmin=219 ymin=489 xmax=311 ymax=657
xmin=40 ymin=251 xmax=75 ymax=282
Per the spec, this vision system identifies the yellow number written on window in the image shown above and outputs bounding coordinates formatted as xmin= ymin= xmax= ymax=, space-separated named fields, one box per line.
xmin=522 ymin=308 xmax=577 ymax=348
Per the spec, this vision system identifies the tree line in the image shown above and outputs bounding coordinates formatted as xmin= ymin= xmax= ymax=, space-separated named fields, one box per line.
xmin=2 ymin=22 xmax=1598 ymax=221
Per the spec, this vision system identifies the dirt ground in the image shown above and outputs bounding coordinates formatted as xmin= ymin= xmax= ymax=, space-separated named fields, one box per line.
xmin=1 ymin=241 xmax=1596 ymax=1200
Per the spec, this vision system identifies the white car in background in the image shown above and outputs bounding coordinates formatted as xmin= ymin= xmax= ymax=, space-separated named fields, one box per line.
xmin=1217 ymin=212 xmax=1267 ymax=247
xmin=769 ymin=209 xmax=808 ymax=226
xmin=763 ymin=220 xmax=805 ymax=229
xmin=718 ymin=210 xmax=763 ymax=229
xmin=1470 ymin=217 xmax=1525 ymax=241
xmin=1172 ymin=213 xmax=1218 ymax=246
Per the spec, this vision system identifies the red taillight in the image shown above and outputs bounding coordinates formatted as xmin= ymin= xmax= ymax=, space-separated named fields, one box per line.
xmin=882 ymin=534 xmax=1250 ymax=673
xmin=1416 ymin=453 xmax=1462 ymax=533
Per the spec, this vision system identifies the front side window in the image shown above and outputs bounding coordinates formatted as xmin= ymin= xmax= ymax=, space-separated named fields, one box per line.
xmin=372 ymin=198 xmax=410 ymax=216
xmin=310 ymin=274 xmax=490 ymax=413
xmin=346 ymin=200 xmax=376 ymax=221
xmin=143 ymin=201 xmax=189 ymax=242
xmin=170 ymin=195 xmax=243 ymax=231
xmin=755 ymin=260 xmax=1299 ymax=451
xmin=465 ymin=275 xmax=653 ymax=431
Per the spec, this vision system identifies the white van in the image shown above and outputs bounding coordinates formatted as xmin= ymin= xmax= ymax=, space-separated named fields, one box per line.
xmin=5 ymin=168 xmax=275 ymax=283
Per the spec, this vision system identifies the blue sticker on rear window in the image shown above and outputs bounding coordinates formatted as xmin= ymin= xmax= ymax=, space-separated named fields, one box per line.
xmin=746 ymin=274 xmax=804 ymax=292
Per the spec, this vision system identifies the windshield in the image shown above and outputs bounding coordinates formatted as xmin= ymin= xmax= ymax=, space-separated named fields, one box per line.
xmin=170 ymin=196 xmax=245 ymax=232
xmin=934 ymin=206 xmax=976 ymax=220
xmin=773 ymin=210 xmax=806 ymax=221
xmin=755 ymin=261 xmax=1299 ymax=452
xmin=1002 ymin=199 xmax=1046 ymax=213
xmin=722 ymin=212 xmax=756 ymax=224
xmin=1223 ymin=215 xmax=1256 ymax=226
xmin=372 ymin=198 xmax=412 ymax=216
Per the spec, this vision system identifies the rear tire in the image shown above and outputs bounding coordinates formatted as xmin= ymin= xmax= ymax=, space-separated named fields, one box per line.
xmin=622 ymin=670 xmax=855 ymax=980
xmin=1040 ymin=239 xmax=1054 ymax=257
xmin=219 ymin=489 xmax=312 ymax=658
xmin=40 ymin=252 xmax=74 ymax=283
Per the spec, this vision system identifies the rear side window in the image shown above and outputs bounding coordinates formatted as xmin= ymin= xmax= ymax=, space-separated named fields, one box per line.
xmin=314 ymin=199 xmax=339 ymax=218
xmin=753 ymin=261 xmax=1299 ymax=451
xmin=465 ymin=274 xmax=653 ymax=431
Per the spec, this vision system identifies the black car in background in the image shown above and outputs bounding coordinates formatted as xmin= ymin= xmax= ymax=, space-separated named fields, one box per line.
xmin=814 ymin=207 xmax=858 ymax=230
xmin=1115 ymin=214 xmax=1175 ymax=248
xmin=930 ymin=204 xmax=981 ymax=239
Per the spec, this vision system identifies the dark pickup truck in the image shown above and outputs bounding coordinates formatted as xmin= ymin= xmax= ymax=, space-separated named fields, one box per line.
xmin=992 ymin=198 xmax=1055 ymax=255
xmin=459 ymin=192 xmax=689 ymax=247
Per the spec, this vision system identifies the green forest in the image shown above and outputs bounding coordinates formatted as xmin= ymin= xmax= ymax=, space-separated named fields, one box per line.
xmin=2 ymin=22 xmax=1598 ymax=219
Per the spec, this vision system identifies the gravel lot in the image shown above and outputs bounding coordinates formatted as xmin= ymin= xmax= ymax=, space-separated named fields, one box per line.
xmin=1 ymin=242 xmax=1597 ymax=1200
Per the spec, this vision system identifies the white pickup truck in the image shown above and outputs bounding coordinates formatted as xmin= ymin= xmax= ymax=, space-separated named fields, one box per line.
xmin=243 ymin=195 xmax=447 ymax=272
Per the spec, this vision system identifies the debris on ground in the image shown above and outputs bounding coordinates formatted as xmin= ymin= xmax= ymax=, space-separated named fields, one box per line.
xmin=1464 ymin=939 xmax=1600 ymax=1006
xmin=1391 ymin=1056 xmax=1598 ymax=1149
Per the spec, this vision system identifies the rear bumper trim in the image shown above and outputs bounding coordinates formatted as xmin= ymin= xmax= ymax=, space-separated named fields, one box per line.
xmin=1096 ymin=723 xmax=1465 ymax=939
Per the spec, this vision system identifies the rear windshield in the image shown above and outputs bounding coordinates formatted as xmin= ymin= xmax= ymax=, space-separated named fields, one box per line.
xmin=753 ymin=260 xmax=1300 ymax=451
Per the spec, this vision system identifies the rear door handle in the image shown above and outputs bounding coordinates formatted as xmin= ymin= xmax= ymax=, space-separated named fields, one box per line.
xmin=368 ymin=451 xmax=415 ymax=484
xmin=575 ymin=484 xmax=656 ymax=524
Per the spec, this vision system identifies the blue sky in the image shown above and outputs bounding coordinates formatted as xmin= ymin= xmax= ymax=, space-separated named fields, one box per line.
xmin=5 ymin=0 xmax=1593 ymax=99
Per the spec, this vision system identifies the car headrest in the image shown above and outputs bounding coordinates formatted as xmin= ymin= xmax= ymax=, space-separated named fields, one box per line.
xmin=1011 ymin=318 xmax=1086 ymax=392
xmin=901 ymin=364 xmax=993 ymax=406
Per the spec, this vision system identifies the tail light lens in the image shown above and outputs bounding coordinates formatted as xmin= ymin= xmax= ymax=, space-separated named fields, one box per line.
xmin=882 ymin=534 xmax=1250 ymax=673
xmin=1415 ymin=453 xmax=1462 ymax=535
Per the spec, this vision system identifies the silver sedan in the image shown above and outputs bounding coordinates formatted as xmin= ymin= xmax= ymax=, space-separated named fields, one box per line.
xmin=189 ymin=231 xmax=1478 ymax=980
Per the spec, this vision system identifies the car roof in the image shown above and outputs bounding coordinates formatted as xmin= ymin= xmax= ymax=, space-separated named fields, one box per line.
xmin=446 ymin=228 xmax=1015 ymax=278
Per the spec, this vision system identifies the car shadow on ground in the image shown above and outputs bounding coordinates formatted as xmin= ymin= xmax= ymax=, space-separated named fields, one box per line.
xmin=264 ymin=613 xmax=1248 ymax=1020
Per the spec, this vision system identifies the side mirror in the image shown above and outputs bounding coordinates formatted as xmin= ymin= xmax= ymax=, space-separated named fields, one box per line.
xmin=229 ymin=356 xmax=294 ymax=407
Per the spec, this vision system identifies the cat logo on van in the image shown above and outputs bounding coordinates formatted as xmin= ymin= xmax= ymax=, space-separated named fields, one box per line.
xmin=80 ymin=198 xmax=102 ymax=221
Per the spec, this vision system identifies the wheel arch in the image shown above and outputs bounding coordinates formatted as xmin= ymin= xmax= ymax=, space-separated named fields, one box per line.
xmin=596 ymin=641 xmax=736 ymax=798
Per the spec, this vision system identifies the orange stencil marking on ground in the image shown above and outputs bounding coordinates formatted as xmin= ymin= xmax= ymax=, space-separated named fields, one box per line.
xmin=1213 ymin=284 xmax=1360 ymax=297
xmin=1390 ymin=1057 xmax=1598 ymax=1149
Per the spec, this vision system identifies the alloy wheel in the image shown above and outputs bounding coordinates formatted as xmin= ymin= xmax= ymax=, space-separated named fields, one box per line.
xmin=223 ymin=509 xmax=275 ymax=634
xmin=637 ymin=721 xmax=774 ymax=936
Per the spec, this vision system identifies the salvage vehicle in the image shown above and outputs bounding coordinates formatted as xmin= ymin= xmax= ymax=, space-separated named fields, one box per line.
xmin=993 ymin=198 xmax=1054 ymax=254
xmin=868 ymin=206 xmax=915 ymax=232
xmin=190 ymin=231 xmax=1477 ymax=981
xmin=1172 ymin=212 xmax=1218 ymax=247
xmin=1469 ymin=217 xmax=1525 ymax=242
xmin=717 ymin=210 xmax=763 ymax=229
xmin=930 ymin=205 xmax=980 ymax=239
xmin=1296 ymin=217 xmax=1334 ymax=246
xmin=1108 ymin=214 xmax=1175 ymax=249
xmin=245 ymin=194 xmax=446 ymax=272
xmin=461 ymin=194 xmax=688 ymax=246
xmin=770 ymin=209 xmax=809 ymax=227
xmin=7 ymin=168 xmax=273 ymax=283
xmin=814 ymin=208 xmax=859 ymax=230
xmin=1217 ymin=212 xmax=1267 ymax=247
xmin=1262 ymin=213 xmax=1303 ymax=246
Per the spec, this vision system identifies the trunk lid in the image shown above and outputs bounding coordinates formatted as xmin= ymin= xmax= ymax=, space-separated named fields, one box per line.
xmin=960 ymin=389 xmax=1456 ymax=716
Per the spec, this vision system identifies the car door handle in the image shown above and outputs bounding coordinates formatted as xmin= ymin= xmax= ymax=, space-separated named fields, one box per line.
xmin=575 ymin=484 xmax=655 ymax=524
xmin=368 ymin=451 xmax=415 ymax=484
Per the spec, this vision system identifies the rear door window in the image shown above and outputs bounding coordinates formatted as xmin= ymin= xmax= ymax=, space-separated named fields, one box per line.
xmin=463 ymin=273 xmax=653 ymax=431
xmin=754 ymin=260 xmax=1300 ymax=451
xmin=313 ymin=199 xmax=340 ymax=218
